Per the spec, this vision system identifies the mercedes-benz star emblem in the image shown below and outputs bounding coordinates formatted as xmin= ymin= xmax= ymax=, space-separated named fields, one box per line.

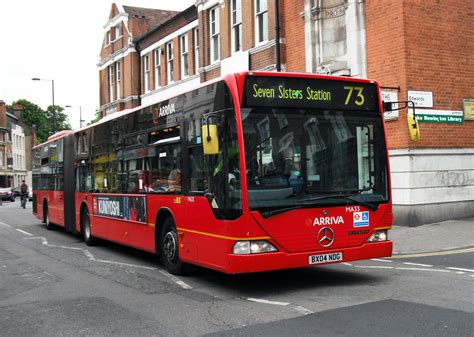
xmin=317 ymin=227 xmax=335 ymax=247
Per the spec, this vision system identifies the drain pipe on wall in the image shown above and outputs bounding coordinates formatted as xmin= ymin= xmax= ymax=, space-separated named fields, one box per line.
xmin=275 ymin=0 xmax=281 ymax=71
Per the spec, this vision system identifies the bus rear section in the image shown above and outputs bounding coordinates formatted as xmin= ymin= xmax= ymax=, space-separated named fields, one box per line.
xmin=32 ymin=131 xmax=76 ymax=233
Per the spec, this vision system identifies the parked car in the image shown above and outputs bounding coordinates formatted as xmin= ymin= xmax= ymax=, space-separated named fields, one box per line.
xmin=11 ymin=187 xmax=21 ymax=199
xmin=0 ymin=187 xmax=15 ymax=202
xmin=11 ymin=187 xmax=32 ymax=201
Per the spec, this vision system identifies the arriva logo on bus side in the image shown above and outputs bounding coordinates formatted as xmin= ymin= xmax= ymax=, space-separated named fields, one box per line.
xmin=153 ymin=103 xmax=176 ymax=124
xmin=313 ymin=216 xmax=344 ymax=226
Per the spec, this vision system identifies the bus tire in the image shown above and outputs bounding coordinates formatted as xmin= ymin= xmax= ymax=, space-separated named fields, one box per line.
xmin=81 ymin=208 xmax=96 ymax=246
xmin=44 ymin=202 xmax=53 ymax=230
xmin=161 ymin=217 xmax=185 ymax=275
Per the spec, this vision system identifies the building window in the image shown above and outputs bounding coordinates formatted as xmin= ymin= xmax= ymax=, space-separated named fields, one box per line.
xmin=167 ymin=42 xmax=174 ymax=83
xmin=106 ymin=30 xmax=111 ymax=45
xmin=144 ymin=54 xmax=150 ymax=92
xmin=180 ymin=34 xmax=189 ymax=78
xmin=115 ymin=25 xmax=122 ymax=39
xmin=116 ymin=61 xmax=121 ymax=99
xmin=193 ymin=28 xmax=200 ymax=71
xmin=210 ymin=7 xmax=220 ymax=63
xmin=108 ymin=64 xmax=114 ymax=102
xmin=154 ymin=48 xmax=161 ymax=88
xmin=255 ymin=0 xmax=268 ymax=43
xmin=231 ymin=0 xmax=242 ymax=53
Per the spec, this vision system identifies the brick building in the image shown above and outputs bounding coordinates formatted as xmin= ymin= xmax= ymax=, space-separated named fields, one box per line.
xmin=0 ymin=101 xmax=31 ymax=188
xmin=98 ymin=0 xmax=473 ymax=225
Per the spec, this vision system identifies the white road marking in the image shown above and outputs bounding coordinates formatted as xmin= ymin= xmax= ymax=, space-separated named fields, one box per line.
xmin=342 ymin=262 xmax=353 ymax=266
xmin=402 ymin=262 xmax=433 ymax=267
xmin=371 ymin=259 xmax=393 ymax=263
xmin=293 ymin=306 xmax=314 ymax=315
xmin=395 ymin=267 xmax=451 ymax=273
xmin=0 ymin=221 xmax=11 ymax=228
xmin=16 ymin=229 xmax=33 ymax=236
xmin=354 ymin=265 xmax=394 ymax=269
xmin=446 ymin=267 xmax=474 ymax=273
xmin=246 ymin=298 xmax=290 ymax=306
xmin=25 ymin=236 xmax=195 ymax=290
xmin=158 ymin=270 xmax=193 ymax=290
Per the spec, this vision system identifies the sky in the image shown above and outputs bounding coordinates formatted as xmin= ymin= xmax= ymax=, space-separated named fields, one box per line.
xmin=0 ymin=0 xmax=194 ymax=130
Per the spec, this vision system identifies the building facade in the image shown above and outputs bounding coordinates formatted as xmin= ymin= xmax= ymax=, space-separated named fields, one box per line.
xmin=98 ymin=0 xmax=474 ymax=225
xmin=0 ymin=100 xmax=13 ymax=188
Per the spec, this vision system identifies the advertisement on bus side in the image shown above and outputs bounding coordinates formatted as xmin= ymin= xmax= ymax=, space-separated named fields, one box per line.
xmin=93 ymin=195 xmax=147 ymax=224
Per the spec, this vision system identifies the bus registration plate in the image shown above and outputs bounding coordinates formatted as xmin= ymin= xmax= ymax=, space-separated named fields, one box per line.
xmin=309 ymin=252 xmax=343 ymax=265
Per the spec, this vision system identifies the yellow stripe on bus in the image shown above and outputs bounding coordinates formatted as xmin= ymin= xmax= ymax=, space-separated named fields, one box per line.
xmin=177 ymin=227 xmax=271 ymax=241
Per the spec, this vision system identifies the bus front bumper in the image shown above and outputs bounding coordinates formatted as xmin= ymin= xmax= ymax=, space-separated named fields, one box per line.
xmin=224 ymin=241 xmax=392 ymax=274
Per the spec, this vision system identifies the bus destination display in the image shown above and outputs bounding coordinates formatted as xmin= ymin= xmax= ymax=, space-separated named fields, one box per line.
xmin=244 ymin=76 xmax=378 ymax=111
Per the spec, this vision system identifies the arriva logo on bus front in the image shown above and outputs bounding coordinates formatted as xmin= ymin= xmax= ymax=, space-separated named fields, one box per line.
xmin=313 ymin=216 xmax=344 ymax=226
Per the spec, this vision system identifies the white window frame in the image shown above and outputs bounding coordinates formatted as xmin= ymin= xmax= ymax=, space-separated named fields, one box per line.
xmin=180 ymin=34 xmax=189 ymax=78
xmin=115 ymin=61 xmax=121 ymax=99
xmin=255 ymin=0 xmax=268 ymax=44
xmin=154 ymin=48 xmax=161 ymax=88
xmin=115 ymin=25 xmax=122 ymax=40
xmin=210 ymin=7 xmax=220 ymax=63
xmin=193 ymin=28 xmax=200 ymax=71
xmin=167 ymin=42 xmax=174 ymax=83
xmin=108 ymin=64 xmax=114 ymax=102
xmin=231 ymin=0 xmax=242 ymax=53
xmin=144 ymin=54 xmax=150 ymax=93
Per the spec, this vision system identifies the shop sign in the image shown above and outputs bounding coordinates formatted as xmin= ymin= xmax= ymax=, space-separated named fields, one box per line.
xmin=411 ymin=109 xmax=463 ymax=124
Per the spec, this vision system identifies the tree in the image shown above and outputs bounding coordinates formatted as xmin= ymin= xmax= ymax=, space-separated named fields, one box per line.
xmin=87 ymin=109 xmax=102 ymax=126
xmin=11 ymin=99 xmax=72 ymax=143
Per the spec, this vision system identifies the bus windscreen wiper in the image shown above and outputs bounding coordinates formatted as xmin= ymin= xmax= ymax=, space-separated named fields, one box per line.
xmin=298 ymin=194 xmax=379 ymax=211
xmin=261 ymin=204 xmax=306 ymax=218
xmin=262 ymin=194 xmax=378 ymax=218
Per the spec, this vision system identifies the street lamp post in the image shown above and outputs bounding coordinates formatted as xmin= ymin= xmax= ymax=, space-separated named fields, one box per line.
xmin=32 ymin=78 xmax=56 ymax=133
xmin=65 ymin=105 xmax=85 ymax=129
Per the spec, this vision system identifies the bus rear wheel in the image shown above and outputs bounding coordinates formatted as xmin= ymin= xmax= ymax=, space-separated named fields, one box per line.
xmin=81 ymin=208 xmax=96 ymax=246
xmin=161 ymin=217 xmax=185 ymax=275
xmin=44 ymin=202 xmax=53 ymax=230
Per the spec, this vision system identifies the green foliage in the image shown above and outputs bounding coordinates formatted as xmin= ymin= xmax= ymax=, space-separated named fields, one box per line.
xmin=11 ymin=99 xmax=72 ymax=143
xmin=87 ymin=109 xmax=102 ymax=126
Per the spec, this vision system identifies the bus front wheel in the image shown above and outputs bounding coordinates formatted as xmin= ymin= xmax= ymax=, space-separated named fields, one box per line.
xmin=81 ymin=208 xmax=96 ymax=246
xmin=161 ymin=217 xmax=185 ymax=275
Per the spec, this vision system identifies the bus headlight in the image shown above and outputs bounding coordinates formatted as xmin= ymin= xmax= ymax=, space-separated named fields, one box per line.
xmin=367 ymin=230 xmax=388 ymax=242
xmin=233 ymin=240 xmax=278 ymax=254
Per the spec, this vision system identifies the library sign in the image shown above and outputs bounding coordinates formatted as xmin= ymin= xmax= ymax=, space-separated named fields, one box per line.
xmin=411 ymin=109 xmax=464 ymax=124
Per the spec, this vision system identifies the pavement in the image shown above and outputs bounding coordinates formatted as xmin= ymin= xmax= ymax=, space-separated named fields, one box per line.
xmin=390 ymin=216 xmax=474 ymax=255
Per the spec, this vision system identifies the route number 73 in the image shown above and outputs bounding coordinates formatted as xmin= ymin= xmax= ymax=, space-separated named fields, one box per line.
xmin=344 ymin=86 xmax=365 ymax=106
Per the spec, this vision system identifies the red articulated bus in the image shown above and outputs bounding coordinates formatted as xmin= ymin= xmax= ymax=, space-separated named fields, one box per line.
xmin=33 ymin=71 xmax=393 ymax=274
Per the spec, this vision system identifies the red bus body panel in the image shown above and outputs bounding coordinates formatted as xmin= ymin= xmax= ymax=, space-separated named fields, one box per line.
xmin=35 ymin=190 xmax=66 ymax=228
